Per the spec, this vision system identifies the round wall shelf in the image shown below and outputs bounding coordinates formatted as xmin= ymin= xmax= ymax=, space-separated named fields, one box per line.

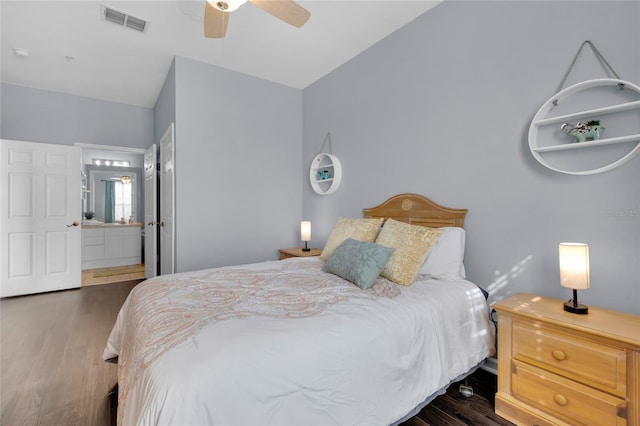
xmin=528 ymin=78 xmax=640 ymax=175
xmin=309 ymin=153 xmax=342 ymax=195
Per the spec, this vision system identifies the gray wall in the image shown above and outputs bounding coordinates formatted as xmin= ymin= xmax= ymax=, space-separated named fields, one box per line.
xmin=0 ymin=83 xmax=153 ymax=148
xmin=1 ymin=83 xmax=152 ymax=224
xmin=0 ymin=56 xmax=304 ymax=276
xmin=154 ymin=59 xmax=176 ymax=149
xmin=302 ymin=1 xmax=640 ymax=314
xmin=172 ymin=57 xmax=303 ymax=272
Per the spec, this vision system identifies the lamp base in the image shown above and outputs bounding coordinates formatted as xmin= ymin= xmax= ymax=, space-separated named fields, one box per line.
xmin=302 ymin=241 xmax=310 ymax=252
xmin=564 ymin=299 xmax=588 ymax=314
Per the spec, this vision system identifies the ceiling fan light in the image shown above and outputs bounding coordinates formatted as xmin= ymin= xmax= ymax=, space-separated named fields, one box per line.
xmin=208 ymin=0 xmax=248 ymax=12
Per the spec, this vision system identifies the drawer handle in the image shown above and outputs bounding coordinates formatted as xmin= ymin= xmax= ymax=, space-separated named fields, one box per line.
xmin=552 ymin=349 xmax=566 ymax=361
xmin=553 ymin=394 xmax=568 ymax=406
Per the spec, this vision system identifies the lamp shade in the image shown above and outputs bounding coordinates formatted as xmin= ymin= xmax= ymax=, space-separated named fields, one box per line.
xmin=301 ymin=221 xmax=311 ymax=242
xmin=559 ymin=242 xmax=590 ymax=290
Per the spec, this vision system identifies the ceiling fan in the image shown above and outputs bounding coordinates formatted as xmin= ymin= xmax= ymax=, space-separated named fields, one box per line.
xmin=204 ymin=0 xmax=310 ymax=38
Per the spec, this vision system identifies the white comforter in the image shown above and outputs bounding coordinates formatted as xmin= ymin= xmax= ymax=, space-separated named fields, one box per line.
xmin=104 ymin=257 xmax=494 ymax=426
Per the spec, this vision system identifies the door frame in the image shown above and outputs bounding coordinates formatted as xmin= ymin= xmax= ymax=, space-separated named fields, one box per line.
xmin=159 ymin=123 xmax=175 ymax=275
xmin=75 ymin=143 xmax=146 ymax=279
xmin=143 ymin=144 xmax=158 ymax=279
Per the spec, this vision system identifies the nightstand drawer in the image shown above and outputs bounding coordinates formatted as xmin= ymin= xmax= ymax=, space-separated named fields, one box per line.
xmin=512 ymin=360 xmax=627 ymax=425
xmin=512 ymin=321 xmax=626 ymax=395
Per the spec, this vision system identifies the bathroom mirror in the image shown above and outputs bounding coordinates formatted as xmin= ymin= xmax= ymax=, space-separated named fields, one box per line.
xmin=86 ymin=165 xmax=142 ymax=223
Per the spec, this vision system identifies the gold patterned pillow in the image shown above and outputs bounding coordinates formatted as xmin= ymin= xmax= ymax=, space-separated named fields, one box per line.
xmin=320 ymin=217 xmax=384 ymax=261
xmin=375 ymin=219 xmax=444 ymax=286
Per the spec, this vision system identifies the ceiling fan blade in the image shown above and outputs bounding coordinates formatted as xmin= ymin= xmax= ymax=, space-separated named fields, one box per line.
xmin=249 ymin=0 xmax=310 ymax=28
xmin=204 ymin=1 xmax=229 ymax=38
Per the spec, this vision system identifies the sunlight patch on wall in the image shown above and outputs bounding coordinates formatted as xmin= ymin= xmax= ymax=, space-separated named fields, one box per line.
xmin=487 ymin=255 xmax=533 ymax=297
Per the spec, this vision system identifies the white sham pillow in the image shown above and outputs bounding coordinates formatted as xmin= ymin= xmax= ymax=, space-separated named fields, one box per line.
xmin=419 ymin=227 xmax=466 ymax=279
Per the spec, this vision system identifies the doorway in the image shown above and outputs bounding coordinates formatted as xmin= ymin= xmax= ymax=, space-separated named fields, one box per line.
xmin=76 ymin=143 xmax=147 ymax=286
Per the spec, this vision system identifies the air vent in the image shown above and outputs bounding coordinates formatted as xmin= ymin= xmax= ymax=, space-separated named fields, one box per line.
xmin=125 ymin=16 xmax=147 ymax=32
xmin=101 ymin=4 xmax=148 ymax=33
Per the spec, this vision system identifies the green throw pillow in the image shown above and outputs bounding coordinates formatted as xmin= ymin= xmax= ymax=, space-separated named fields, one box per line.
xmin=323 ymin=238 xmax=395 ymax=289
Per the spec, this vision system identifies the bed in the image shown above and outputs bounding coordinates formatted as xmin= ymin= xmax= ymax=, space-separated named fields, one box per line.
xmin=104 ymin=193 xmax=495 ymax=425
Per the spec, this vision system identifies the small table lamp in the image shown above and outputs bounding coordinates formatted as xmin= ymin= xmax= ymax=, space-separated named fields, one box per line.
xmin=301 ymin=221 xmax=311 ymax=251
xmin=559 ymin=242 xmax=590 ymax=314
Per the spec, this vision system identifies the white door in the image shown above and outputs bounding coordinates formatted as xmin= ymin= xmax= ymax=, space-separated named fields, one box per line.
xmin=0 ymin=140 xmax=81 ymax=297
xmin=159 ymin=124 xmax=175 ymax=275
xmin=143 ymin=144 xmax=157 ymax=279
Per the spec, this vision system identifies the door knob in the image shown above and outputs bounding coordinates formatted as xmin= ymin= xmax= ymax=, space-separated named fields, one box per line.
xmin=148 ymin=221 xmax=156 ymax=226
xmin=160 ymin=221 xmax=165 ymax=227
xmin=67 ymin=221 xmax=79 ymax=227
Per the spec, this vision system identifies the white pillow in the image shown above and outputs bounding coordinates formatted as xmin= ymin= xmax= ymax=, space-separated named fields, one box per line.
xmin=419 ymin=227 xmax=466 ymax=279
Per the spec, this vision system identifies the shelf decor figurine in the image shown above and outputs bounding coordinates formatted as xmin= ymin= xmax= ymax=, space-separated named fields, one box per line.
xmin=561 ymin=120 xmax=605 ymax=142
xmin=317 ymin=170 xmax=332 ymax=180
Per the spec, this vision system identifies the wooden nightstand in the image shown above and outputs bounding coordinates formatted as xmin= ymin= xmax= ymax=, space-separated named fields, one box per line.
xmin=278 ymin=247 xmax=322 ymax=260
xmin=494 ymin=292 xmax=640 ymax=426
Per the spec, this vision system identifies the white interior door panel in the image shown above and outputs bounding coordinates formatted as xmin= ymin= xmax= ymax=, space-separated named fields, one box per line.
xmin=144 ymin=143 xmax=158 ymax=279
xmin=1 ymin=140 xmax=81 ymax=297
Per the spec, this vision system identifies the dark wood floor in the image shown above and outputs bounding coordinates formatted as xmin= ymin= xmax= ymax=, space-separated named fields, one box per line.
xmin=1 ymin=280 xmax=513 ymax=426
xmin=1 ymin=280 xmax=141 ymax=426
xmin=404 ymin=369 xmax=514 ymax=426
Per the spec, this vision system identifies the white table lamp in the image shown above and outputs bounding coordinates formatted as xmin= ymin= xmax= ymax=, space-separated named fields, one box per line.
xmin=559 ymin=242 xmax=590 ymax=314
xmin=301 ymin=221 xmax=311 ymax=252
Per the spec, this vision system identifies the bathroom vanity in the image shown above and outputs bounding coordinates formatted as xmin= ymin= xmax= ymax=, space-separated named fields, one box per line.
xmin=81 ymin=223 xmax=142 ymax=270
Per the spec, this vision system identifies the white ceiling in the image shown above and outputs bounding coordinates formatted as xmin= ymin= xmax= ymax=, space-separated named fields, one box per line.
xmin=1 ymin=0 xmax=441 ymax=108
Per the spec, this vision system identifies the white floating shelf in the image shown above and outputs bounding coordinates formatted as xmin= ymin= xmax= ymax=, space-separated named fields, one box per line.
xmin=309 ymin=153 xmax=342 ymax=195
xmin=528 ymin=78 xmax=640 ymax=175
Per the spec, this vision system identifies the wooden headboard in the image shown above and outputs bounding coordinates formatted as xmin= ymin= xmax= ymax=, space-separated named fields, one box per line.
xmin=363 ymin=193 xmax=467 ymax=228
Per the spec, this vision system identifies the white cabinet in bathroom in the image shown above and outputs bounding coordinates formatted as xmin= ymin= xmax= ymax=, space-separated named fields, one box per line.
xmin=82 ymin=225 xmax=142 ymax=269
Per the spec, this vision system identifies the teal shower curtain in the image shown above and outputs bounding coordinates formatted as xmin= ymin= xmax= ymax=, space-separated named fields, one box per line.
xmin=104 ymin=180 xmax=115 ymax=223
